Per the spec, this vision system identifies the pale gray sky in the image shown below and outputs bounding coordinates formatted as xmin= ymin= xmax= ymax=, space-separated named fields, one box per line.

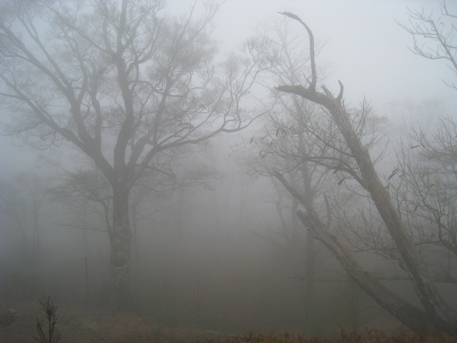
xmin=205 ymin=0 xmax=456 ymax=108
xmin=1 ymin=0 xmax=456 ymax=179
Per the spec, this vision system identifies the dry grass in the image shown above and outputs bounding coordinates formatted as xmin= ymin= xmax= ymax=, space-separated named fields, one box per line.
xmin=0 ymin=300 xmax=456 ymax=343
xmin=207 ymin=330 xmax=457 ymax=343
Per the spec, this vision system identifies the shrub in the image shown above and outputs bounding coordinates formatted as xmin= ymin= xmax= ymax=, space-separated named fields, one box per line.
xmin=34 ymin=296 xmax=61 ymax=343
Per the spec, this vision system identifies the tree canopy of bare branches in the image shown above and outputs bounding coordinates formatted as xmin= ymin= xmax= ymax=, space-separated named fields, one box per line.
xmin=399 ymin=1 xmax=457 ymax=89
xmin=272 ymin=11 xmax=457 ymax=335
xmin=0 ymin=0 xmax=271 ymax=308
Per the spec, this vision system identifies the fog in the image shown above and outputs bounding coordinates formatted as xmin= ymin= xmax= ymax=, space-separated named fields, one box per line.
xmin=0 ymin=0 xmax=456 ymax=339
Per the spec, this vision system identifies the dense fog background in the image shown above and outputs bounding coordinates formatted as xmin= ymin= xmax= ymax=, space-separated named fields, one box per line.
xmin=0 ymin=0 xmax=456 ymax=337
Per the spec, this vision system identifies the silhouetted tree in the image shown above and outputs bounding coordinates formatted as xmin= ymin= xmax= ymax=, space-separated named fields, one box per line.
xmin=248 ymin=17 xmax=359 ymax=334
xmin=273 ymin=11 xmax=457 ymax=334
xmin=0 ymin=0 xmax=270 ymax=308
xmin=49 ymin=167 xmax=113 ymax=236
xmin=399 ymin=0 xmax=457 ymax=263
xmin=399 ymin=1 xmax=457 ymax=90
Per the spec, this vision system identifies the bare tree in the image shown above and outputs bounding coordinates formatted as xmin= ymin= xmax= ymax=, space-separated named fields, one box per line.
xmin=398 ymin=1 xmax=457 ymax=89
xmin=0 ymin=173 xmax=50 ymax=264
xmin=379 ymin=128 xmax=457 ymax=288
xmin=273 ymin=12 xmax=457 ymax=334
xmin=246 ymin=20 xmax=338 ymax=334
xmin=0 ymin=173 xmax=53 ymax=299
xmin=0 ymin=0 xmax=271 ymax=308
xmin=398 ymin=1 xmax=457 ymax=263
xmin=49 ymin=168 xmax=113 ymax=236
xmin=407 ymin=119 xmax=457 ymax=263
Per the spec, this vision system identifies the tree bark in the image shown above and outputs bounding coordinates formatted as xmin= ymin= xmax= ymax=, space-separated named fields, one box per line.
xmin=110 ymin=187 xmax=132 ymax=310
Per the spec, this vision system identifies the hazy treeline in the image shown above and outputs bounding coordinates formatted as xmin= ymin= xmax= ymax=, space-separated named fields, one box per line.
xmin=0 ymin=0 xmax=456 ymax=337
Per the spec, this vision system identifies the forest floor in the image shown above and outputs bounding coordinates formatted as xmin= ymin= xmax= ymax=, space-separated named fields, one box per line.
xmin=0 ymin=299 xmax=209 ymax=343
xmin=1 ymin=300 xmax=457 ymax=343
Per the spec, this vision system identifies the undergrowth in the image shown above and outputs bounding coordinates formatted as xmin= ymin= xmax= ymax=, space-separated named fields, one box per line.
xmin=186 ymin=329 xmax=457 ymax=343
xmin=34 ymin=296 xmax=61 ymax=343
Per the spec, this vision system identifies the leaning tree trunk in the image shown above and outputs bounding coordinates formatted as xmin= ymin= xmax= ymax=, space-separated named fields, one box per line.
xmin=274 ymin=13 xmax=457 ymax=333
xmin=276 ymin=84 xmax=457 ymax=334
xmin=110 ymin=187 xmax=133 ymax=310
xmin=275 ymin=173 xmax=433 ymax=332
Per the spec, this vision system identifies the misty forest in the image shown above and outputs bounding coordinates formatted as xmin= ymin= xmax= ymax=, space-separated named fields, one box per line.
xmin=0 ymin=0 xmax=457 ymax=342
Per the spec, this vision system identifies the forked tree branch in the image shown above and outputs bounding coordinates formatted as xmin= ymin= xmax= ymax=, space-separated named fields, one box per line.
xmin=278 ymin=12 xmax=317 ymax=91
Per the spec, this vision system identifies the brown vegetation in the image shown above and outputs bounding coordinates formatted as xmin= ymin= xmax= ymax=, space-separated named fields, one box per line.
xmin=1 ymin=300 xmax=457 ymax=343
xmin=229 ymin=330 xmax=457 ymax=343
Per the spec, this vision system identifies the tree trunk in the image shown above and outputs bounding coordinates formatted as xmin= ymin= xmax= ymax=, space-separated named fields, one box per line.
xmin=276 ymin=84 xmax=457 ymax=334
xmin=303 ymin=225 xmax=315 ymax=334
xmin=301 ymin=164 xmax=316 ymax=335
xmin=298 ymin=209 xmax=434 ymax=333
xmin=110 ymin=188 xmax=132 ymax=310
xmin=323 ymin=92 xmax=456 ymax=334
xmin=276 ymin=173 xmax=432 ymax=332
